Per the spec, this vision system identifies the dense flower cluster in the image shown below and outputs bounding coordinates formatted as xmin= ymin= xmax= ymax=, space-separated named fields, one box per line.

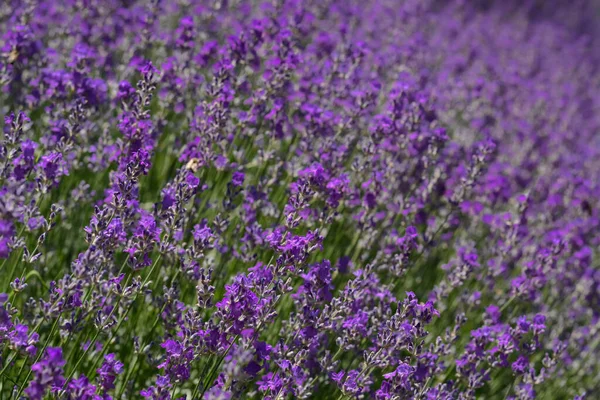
xmin=0 ymin=0 xmax=599 ymax=399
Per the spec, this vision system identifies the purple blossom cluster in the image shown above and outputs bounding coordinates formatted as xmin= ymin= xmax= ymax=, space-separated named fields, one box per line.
xmin=0 ymin=0 xmax=599 ymax=399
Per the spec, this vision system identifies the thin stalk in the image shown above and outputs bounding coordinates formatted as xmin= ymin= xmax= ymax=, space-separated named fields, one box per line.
xmin=85 ymin=254 xmax=163 ymax=378
xmin=15 ymin=317 xmax=60 ymax=398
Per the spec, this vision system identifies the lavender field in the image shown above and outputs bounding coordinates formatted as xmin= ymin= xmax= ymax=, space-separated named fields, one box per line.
xmin=0 ymin=1 xmax=599 ymax=399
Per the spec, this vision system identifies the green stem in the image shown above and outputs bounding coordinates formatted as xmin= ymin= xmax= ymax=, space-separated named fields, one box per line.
xmin=15 ymin=317 xmax=60 ymax=398
xmin=116 ymin=269 xmax=179 ymax=397
xmin=197 ymin=336 xmax=238 ymax=400
xmin=4 ymin=248 xmax=24 ymax=293
xmin=64 ymin=272 xmax=134 ymax=385
xmin=86 ymin=254 xmax=162 ymax=379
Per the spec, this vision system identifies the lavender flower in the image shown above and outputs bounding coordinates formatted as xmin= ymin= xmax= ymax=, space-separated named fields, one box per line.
xmin=0 ymin=1 xmax=598 ymax=399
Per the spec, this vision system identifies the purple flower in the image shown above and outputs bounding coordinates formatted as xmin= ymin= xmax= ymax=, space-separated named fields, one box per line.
xmin=186 ymin=172 xmax=200 ymax=189
xmin=97 ymin=353 xmax=123 ymax=393
xmin=38 ymin=152 xmax=67 ymax=183
xmin=26 ymin=347 xmax=66 ymax=400
xmin=66 ymin=375 xmax=97 ymax=400
xmin=511 ymin=355 xmax=530 ymax=375
xmin=0 ymin=237 xmax=10 ymax=259
xmin=231 ymin=171 xmax=245 ymax=187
